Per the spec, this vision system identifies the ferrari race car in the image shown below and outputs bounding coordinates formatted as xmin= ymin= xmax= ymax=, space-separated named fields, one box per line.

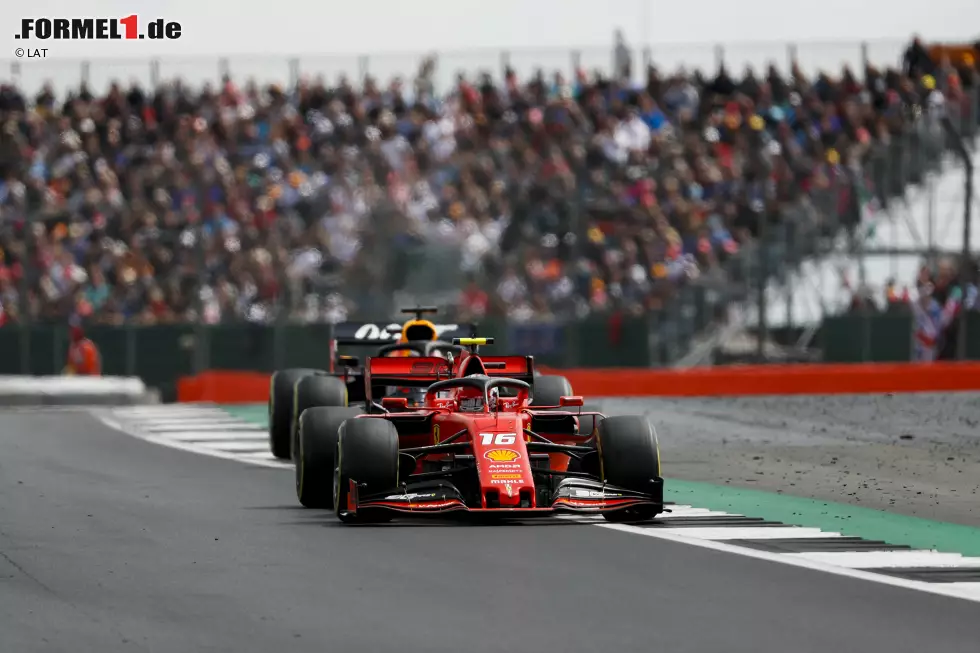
xmin=267 ymin=306 xmax=473 ymax=460
xmin=268 ymin=307 xmax=586 ymax=461
xmin=294 ymin=337 xmax=665 ymax=524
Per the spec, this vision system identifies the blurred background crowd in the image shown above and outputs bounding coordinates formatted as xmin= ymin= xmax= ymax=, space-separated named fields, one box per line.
xmin=0 ymin=35 xmax=976 ymax=356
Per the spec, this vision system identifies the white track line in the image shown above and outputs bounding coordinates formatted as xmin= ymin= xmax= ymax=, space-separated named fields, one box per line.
xmin=161 ymin=430 xmax=266 ymax=442
xmin=941 ymin=583 xmax=980 ymax=600
xmin=660 ymin=507 xmax=740 ymax=518
xmin=597 ymin=523 xmax=980 ymax=604
xmin=142 ymin=423 xmax=264 ymax=432
xmin=205 ymin=441 xmax=273 ymax=453
xmin=784 ymin=551 xmax=980 ymax=568
xmin=116 ymin=415 xmax=255 ymax=424
xmin=98 ymin=415 xmax=289 ymax=470
xmin=651 ymin=526 xmax=839 ymax=540
xmin=113 ymin=406 xmax=229 ymax=416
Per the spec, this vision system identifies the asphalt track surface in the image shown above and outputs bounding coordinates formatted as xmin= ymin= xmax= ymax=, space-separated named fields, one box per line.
xmin=2 ymin=411 xmax=979 ymax=653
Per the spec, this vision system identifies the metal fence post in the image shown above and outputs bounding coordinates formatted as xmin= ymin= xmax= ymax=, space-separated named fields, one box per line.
xmin=126 ymin=324 xmax=137 ymax=377
xmin=358 ymin=55 xmax=369 ymax=83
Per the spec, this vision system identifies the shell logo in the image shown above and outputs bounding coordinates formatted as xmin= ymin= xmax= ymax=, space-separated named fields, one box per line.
xmin=484 ymin=449 xmax=520 ymax=462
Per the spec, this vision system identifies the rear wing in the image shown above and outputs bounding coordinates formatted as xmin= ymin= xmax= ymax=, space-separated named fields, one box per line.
xmin=332 ymin=321 xmax=476 ymax=344
xmin=362 ymin=355 xmax=536 ymax=403
xmin=327 ymin=322 xmax=476 ymax=372
xmin=365 ymin=356 xmax=452 ymax=388
xmin=478 ymin=356 xmax=535 ymax=384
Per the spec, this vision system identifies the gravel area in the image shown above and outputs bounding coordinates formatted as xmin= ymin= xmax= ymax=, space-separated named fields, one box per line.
xmin=598 ymin=393 xmax=980 ymax=527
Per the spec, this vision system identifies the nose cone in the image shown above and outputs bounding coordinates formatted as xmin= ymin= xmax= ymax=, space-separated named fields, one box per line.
xmin=469 ymin=413 xmax=534 ymax=507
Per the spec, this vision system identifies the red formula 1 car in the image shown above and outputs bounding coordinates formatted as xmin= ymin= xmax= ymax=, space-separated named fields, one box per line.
xmin=294 ymin=337 xmax=664 ymax=524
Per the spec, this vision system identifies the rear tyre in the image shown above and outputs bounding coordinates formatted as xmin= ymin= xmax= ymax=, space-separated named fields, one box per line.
xmin=295 ymin=407 xmax=363 ymax=508
xmin=334 ymin=418 xmax=399 ymax=524
xmin=531 ymin=374 xmax=573 ymax=407
xmin=597 ymin=415 xmax=663 ymax=523
xmin=269 ymin=368 xmax=318 ymax=460
xmin=292 ymin=374 xmax=349 ymax=460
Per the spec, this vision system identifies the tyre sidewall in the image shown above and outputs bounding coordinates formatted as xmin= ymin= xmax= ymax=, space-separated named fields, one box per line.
xmin=296 ymin=406 xmax=362 ymax=508
xmin=292 ymin=375 xmax=349 ymax=460
xmin=597 ymin=415 xmax=661 ymax=492
xmin=269 ymin=368 xmax=316 ymax=459
xmin=333 ymin=418 xmax=399 ymax=519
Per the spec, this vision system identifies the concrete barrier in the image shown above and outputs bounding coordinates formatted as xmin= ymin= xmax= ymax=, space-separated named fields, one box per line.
xmin=0 ymin=375 xmax=159 ymax=406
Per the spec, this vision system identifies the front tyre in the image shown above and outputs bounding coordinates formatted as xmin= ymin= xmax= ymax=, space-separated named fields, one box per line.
xmin=334 ymin=418 xmax=399 ymax=524
xmin=295 ymin=407 xmax=363 ymax=508
xmin=596 ymin=415 xmax=663 ymax=523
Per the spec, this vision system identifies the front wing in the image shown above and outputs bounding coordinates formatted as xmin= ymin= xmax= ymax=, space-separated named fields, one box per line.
xmin=342 ymin=476 xmax=664 ymax=518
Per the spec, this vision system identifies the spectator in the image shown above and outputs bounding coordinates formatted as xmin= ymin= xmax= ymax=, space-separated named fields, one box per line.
xmin=903 ymin=35 xmax=934 ymax=78
xmin=904 ymin=257 xmax=979 ymax=361
xmin=0 ymin=39 xmax=965 ymax=337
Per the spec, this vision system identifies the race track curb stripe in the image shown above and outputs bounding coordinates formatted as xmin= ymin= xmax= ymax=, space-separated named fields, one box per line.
xmin=97 ymin=404 xmax=980 ymax=604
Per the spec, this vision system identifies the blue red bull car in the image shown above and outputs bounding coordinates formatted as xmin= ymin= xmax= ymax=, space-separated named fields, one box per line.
xmin=294 ymin=337 xmax=665 ymax=524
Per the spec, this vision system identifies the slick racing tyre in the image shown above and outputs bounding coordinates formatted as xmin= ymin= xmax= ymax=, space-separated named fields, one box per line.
xmin=295 ymin=406 xmax=363 ymax=509
xmin=291 ymin=374 xmax=349 ymax=460
xmin=333 ymin=417 xmax=399 ymax=524
xmin=530 ymin=374 xmax=573 ymax=407
xmin=596 ymin=415 xmax=662 ymax=523
xmin=269 ymin=368 xmax=318 ymax=460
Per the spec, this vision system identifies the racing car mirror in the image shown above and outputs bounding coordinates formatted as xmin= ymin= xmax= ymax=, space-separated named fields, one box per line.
xmin=559 ymin=395 xmax=584 ymax=408
xmin=381 ymin=397 xmax=410 ymax=411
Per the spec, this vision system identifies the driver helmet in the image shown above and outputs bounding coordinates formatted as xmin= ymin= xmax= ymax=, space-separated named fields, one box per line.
xmin=459 ymin=386 xmax=499 ymax=412
xmin=457 ymin=374 xmax=490 ymax=412
xmin=488 ymin=387 xmax=500 ymax=411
